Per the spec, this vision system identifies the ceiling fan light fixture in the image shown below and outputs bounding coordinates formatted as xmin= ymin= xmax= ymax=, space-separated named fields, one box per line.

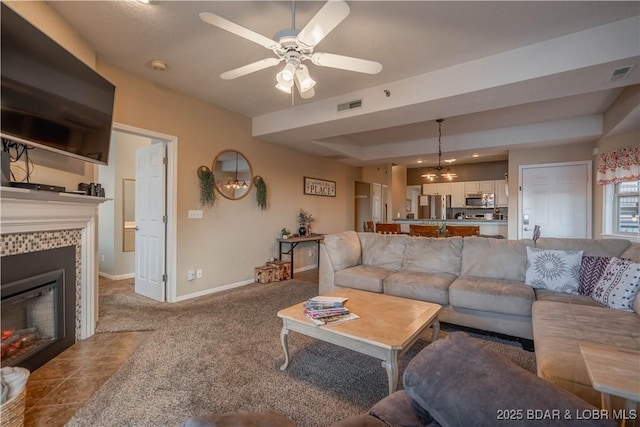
xmin=295 ymin=65 xmax=316 ymax=92
xmin=275 ymin=82 xmax=292 ymax=93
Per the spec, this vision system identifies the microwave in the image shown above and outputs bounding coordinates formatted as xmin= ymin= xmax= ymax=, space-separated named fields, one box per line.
xmin=465 ymin=193 xmax=494 ymax=208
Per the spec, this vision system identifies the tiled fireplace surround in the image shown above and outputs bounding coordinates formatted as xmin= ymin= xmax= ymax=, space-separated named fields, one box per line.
xmin=1 ymin=188 xmax=106 ymax=343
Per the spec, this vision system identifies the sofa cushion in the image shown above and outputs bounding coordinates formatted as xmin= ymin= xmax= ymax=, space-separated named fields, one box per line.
xmin=449 ymin=276 xmax=534 ymax=316
xmin=532 ymin=300 xmax=640 ymax=407
xmin=591 ymin=257 xmax=640 ymax=311
xmin=402 ymin=237 xmax=463 ymax=276
xmin=536 ymin=237 xmax=631 ymax=257
xmin=460 ymin=237 xmax=534 ymax=281
xmin=403 ymin=332 xmax=614 ymax=427
xmin=578 ymin=255 xmax=612 ymax=296
xmin=621 ymin=243 xmax=640 ymax=263
xmin=323 ymin=231 xmax=362 ymax=272
xmin=384 ymin=271 xmax=456 ymax=305
xmin=334 ymin=265 xmax=394 ymax=293
xmin=534 ymin=289 xmax=604 ymax=308
xmin=359 ymin=233 xmax=409 ymax=270
xmin=368 ymin=390 xmax=431 ymax=427
xmin=524 ymin=247 xmax=583 ymax=294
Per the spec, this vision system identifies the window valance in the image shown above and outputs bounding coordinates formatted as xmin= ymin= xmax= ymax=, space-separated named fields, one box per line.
xmin=596 ymin=146 xmax=640 ymax=185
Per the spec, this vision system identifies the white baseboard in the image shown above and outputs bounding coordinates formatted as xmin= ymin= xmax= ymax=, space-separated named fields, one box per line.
xmin=99 ymin=272 xmax=135 ymax=281
xmin=174 ymin=278 xmax=254 ymax=302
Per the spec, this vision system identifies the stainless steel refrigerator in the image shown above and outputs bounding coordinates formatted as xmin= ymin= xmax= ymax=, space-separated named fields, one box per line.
xmin=419 ymin=194 xmax=451 ymax=220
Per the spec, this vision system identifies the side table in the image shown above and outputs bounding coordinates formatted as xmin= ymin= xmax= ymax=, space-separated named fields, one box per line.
xmin=579 ymin=341 xmax=640 ymax=426
xmin=277 ymin=234 xmax=324 ymax=279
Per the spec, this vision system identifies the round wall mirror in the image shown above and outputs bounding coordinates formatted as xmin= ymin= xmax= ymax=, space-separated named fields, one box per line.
xmin=213 ymin=150 xmax=253 ymax=200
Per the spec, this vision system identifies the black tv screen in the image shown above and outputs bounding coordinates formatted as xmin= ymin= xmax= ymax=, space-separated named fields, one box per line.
xmin=1 ymin=4 xmax=115 ymax=165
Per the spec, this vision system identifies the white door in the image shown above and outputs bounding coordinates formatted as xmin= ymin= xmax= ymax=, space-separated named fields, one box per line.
xmin=135 ymin=143 xmax=166 ymax=301
xmin=519 ymin=162 xmax=591 ymax=239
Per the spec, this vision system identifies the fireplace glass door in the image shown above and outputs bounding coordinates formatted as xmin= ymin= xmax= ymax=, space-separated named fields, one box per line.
xmin=1 ymin=270 xmax=62 ymax=367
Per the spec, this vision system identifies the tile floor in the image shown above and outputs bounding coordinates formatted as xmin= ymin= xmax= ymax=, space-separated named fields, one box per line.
xmin=21 ymin=268 xmax=318 ymax=426
xmin=23 ymin=330 xmax=151 ymax=427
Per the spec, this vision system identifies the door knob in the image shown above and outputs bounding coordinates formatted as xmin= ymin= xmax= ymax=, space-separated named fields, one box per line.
xmin=135 ymin=226 xmax=139 ymax=231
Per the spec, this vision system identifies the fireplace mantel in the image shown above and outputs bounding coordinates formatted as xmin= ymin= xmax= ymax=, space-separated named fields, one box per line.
xmin=1 ymin=186 xmax=110 ymax=339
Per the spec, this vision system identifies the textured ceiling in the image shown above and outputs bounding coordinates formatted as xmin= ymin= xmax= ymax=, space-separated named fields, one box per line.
xmin=46 ymin=1 xmax=640 ymax=167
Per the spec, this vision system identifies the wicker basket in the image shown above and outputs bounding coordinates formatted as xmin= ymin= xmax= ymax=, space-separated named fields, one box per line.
xmin=0 ymin=386 xmax=26 ymax=427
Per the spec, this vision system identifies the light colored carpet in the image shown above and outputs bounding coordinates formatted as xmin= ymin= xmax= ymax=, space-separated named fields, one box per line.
xmin=68 ymin=278 xmax=536 ymax=427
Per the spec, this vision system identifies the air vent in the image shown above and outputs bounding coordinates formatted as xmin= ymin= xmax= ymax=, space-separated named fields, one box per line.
xmin=608 ymin=66 xmax=634 ymax=82
xmin=337 ymin=99 xmax=362 ymax=112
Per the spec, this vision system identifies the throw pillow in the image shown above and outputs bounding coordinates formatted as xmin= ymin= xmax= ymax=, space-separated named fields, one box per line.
xmin=525 ymin=247 xmax=583 ymax=294
xmin=591 ymin=257 xmax=640 ymax=311
xmin=403 ymin=332 xmax=613 ymax=427
xmin=578 ymin=255 xmax=611 ymax=296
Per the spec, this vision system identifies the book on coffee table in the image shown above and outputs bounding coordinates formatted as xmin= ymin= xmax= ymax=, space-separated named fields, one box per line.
xmin=305 ymin=312 xmax=360 ymax=326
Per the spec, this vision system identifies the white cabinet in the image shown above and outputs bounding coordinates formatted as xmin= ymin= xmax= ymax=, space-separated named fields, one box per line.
xmin=464 ymin=181 xmax=479 ymax=193
xmin=479 ymin=180 xmax=495 ymax=194
xmin=494 ymin=180 xmax=508 ymax=207
xmin=451 ymin=182 xmax=465 ymax=207
xmin=422 ymin=183 xmax=452 ymax=195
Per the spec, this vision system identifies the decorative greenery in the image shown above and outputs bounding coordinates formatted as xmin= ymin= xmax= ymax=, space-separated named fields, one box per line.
xmin=297 ymin=208 xmax=315 ymax=227
xmin=197 ymin=166 xmax=216 ymax=207
xmin=428 ymin=219 xmax=447 ymax=234
xmin=254 ymin=176 xmax=267 ymax=210
xmin=280 ymin=228 xmax=291 ymax=237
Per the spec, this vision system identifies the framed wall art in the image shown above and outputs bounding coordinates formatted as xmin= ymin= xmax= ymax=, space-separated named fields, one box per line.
xmin=304 ymin=176 xmax=336 ymax=197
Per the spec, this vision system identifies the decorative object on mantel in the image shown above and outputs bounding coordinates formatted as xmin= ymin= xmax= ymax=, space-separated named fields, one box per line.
xmin=253 ymin=175 xmax=267 ymax=210
xmin=421 ymin=118 xmax=457 ymax=181
xmin=303 ymin=176 xmax=336 ymax=197
xmin=197 ymin=165 xmax=216 ymax=207
xmin=596 ymin=146 xmax=639 ymax=185
xmin=297 ymin=208 xmax=315 ymax=236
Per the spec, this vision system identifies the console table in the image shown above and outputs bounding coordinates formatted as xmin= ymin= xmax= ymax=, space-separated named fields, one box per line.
xmin=277 ymin=234 xmax=323 ymax=278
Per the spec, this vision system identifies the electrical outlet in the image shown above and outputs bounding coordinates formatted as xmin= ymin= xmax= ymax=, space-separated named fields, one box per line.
xmin=187 ymin=270 xmax=196 ymax=281
xmin=196 ymin=269 xmax=203 ymax=279
xmin=188 ymin=210 xmax=203 ymax=219
xmin=101 ymin=254 xmax=105 ymax=262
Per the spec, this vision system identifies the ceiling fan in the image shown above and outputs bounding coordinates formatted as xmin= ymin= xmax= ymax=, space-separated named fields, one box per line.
xmin=199 ymin=0 xmax=382 ymax=99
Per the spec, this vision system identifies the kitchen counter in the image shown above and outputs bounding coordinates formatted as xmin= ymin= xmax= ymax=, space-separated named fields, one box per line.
xmin=393 ymin=218 xmax=508 ymax=237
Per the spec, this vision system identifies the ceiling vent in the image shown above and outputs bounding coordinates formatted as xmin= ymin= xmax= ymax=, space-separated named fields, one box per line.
xmin=337 ymin=99 xmax=362 ymax=112
xmin=608 ymin=66 xmax=633 ymax=82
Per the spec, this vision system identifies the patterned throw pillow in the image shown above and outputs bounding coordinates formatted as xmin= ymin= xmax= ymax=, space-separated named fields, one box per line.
xmin=525 ymin=247 xmax=583 ymax=294
xmin=592 ymin=257 xmax=640 ymax=311
xmin=579 ymin=255 xmax=611 ymax=296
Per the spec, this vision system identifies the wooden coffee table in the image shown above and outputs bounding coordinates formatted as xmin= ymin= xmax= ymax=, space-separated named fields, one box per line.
xmin=277 ymin=288 xmax=441 ymax=395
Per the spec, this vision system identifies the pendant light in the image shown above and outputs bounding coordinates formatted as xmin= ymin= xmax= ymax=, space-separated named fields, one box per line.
xmin=421 ymin=119 xmax=457 ymax=181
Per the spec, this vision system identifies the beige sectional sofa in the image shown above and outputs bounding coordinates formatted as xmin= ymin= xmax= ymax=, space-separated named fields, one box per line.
xmin=319 ymin=231 xmax=640 ymax=407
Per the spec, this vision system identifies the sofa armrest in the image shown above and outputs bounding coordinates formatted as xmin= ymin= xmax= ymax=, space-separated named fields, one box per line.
xmin=319 ymin=243 xmax=336 ymax=294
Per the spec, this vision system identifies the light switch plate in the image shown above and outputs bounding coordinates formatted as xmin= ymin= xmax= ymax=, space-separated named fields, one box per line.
xmin=188 ymin=210 xmax=203 ymax=219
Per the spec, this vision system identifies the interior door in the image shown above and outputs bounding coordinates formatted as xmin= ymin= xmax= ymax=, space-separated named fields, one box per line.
xmin=519 ymin=162 xmax=591 ymax=239
xmin=135 ymin=143 xmax=166 ymax=301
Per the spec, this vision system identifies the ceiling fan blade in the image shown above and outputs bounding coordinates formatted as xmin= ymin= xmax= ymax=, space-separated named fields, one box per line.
xmin=199 ymin=12 xmax=281 ymax=50
xmin=310 ymin=52 xmax=382 ymax=74
xmin=220 ymin=58 xmax=282 ymax=80
xmin=296 ymin=0 xmax=350 ymax=48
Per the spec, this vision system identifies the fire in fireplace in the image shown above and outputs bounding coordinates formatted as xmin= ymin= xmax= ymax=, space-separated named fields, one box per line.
xmin=1 ymin=271 xmax=62 ymax=367
xmin=1 ymin=246 xmax=76 ymax=372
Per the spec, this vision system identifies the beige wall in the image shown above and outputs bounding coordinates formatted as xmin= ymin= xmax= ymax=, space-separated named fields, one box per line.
xmin=8 ymin=2 xmax=359 ymax=299
xmin=391 ymin=164 xmax=407 ymax=219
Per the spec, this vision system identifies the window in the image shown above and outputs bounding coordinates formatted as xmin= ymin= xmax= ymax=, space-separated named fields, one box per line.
xmin=613 ymin=180 xmax=639 ymax=234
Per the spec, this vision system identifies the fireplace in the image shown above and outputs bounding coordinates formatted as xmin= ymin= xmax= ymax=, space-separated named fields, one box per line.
xmin=1 ymin=246 xmax=76 ymax=372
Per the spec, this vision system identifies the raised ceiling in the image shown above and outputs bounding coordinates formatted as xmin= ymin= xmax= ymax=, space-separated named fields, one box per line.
xmin=46 ymin=1 xmax=640 ymax=167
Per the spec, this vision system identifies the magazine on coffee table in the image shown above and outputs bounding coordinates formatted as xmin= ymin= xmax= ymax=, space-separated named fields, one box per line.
xmin=305 ymin=312 xmax=360 ymax=326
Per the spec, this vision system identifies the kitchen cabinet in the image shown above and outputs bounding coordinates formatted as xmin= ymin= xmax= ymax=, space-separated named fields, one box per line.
xmin=422 ymin=183 xmax=452 ymax=195
xmin=479 ymin=180 xmax=495 ymax=193
xmin=451 ymin=182 xmax=465 ymax=207
xmin=494 ymin=180 xmax=508 ymax=207
xmin=464 ymin=181 xmax=479 ymax=193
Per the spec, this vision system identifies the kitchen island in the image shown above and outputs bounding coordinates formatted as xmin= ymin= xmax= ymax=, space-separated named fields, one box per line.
xmin=393 ymin=218 xmax=508 ymax=238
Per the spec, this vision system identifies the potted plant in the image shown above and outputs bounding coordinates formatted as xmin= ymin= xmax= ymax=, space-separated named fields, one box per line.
xmin=297 ymin=209 xmax=315 ymax=236
xmin=281 ymin=228 xmax=291 ymax=239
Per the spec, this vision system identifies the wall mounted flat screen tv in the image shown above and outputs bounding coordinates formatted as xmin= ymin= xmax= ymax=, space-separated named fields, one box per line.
xmin=1 ymin=4 xmax=115 ymax=165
